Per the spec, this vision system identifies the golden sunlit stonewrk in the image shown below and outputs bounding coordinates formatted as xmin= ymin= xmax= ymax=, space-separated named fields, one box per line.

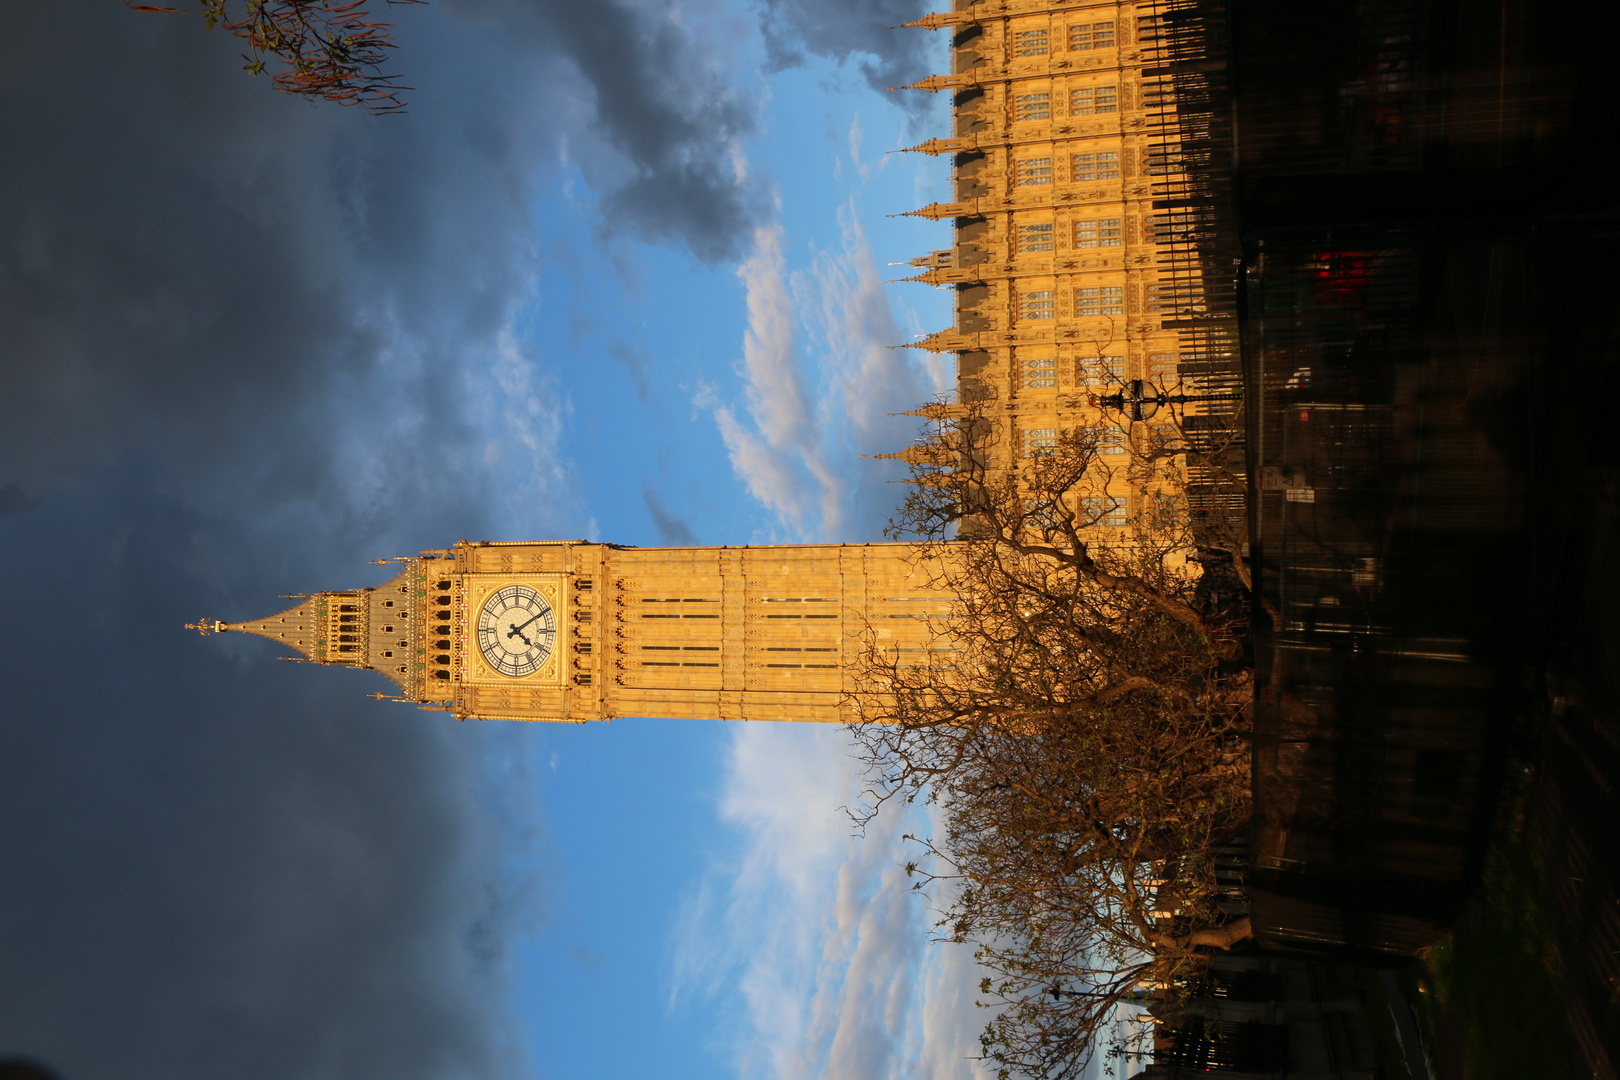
xmin=189 ymin=541 xmax=952 ymax=723
xmin=189 ymin=2 xmax=1213 ymax=725
xmin=897 ymin=0 xmax=1203 ymax=510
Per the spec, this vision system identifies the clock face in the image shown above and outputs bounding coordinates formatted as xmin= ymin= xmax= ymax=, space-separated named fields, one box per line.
xmin=476 ymin=585 xmax=557 ymax=678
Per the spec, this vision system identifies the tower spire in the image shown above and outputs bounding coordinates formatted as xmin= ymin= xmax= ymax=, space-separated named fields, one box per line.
xmin=187 ymin=563 xmax=427 ymax=698
xmin=890 ymin=74 xmax=974 ymax=93
xmin=187 ymin=597 xmax=323 ymax=659
xmin=890 ymin=202 xmax=969 ymax=221
xmin=893 ymin=12 xmax=977 ymax=30
xmin=891 ymin=137 xmax=964 ymax=156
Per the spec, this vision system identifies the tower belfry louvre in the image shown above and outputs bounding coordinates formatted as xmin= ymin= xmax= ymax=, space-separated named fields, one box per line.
xmin=191 ymin=542 xmax=950 ymax=724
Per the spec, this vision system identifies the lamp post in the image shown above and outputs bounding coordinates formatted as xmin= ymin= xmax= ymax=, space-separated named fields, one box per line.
xmin=1092 ymin=379 xmax=1243 ymax=422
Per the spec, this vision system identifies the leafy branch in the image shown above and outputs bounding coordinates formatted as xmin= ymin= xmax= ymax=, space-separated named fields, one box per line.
xmin=125 ymin=0 xmax=425 ymax=113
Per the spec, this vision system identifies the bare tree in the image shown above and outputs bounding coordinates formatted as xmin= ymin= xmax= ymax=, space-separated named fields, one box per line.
xmin=125 ymin=0 xmax=424 ymax=112
xmin=849 ymin=403 xmax=1253 ymax=1080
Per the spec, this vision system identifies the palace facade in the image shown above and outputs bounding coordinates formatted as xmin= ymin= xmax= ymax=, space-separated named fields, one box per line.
xmin=896 ymin=0 xmax=1223 ymax=527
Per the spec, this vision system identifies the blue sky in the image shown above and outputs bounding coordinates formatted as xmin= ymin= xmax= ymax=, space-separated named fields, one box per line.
xmin=358 ymin=12 xmax=996 ymax=1079
xmin=470 ymin=18 xmax=997 ymax=1080
xmin=0 ymin=3 xmax=1014 ymax=1079
xmin=502 ymin=71 xmax=955 ymax=551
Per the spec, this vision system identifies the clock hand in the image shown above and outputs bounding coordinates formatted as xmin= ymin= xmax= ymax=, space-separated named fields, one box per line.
xmin=506 ymin=625 xmax=534 ymax=647
xmin=507 ymin=611 xmax=546 ymax=635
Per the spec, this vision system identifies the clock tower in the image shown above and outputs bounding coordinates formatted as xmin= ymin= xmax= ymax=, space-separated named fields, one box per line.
xmin=189 ymin=540 xmax=951 ymax=724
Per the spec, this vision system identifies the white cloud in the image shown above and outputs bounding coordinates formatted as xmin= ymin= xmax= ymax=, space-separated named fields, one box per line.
xmin=812 ymin=201 xmax=952 ymax=444
xmin=692 ymin=142 xmax=987 ymax=1080
xmin=803 ymin=201 xmax=949 ymax=540
xmin=707 ymin=206 xmax=947 ymax=542
xmin=671 ymin=725 xmax=996 ymax=1080
xmin=483 ymin=326 xmax=581 ymax=532
xmin=708 ymin=223 xmax=842 ymax=539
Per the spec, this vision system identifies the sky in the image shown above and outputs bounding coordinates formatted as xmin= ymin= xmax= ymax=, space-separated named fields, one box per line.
xmin=0 ymin=3 xmax=1001 ymax=1080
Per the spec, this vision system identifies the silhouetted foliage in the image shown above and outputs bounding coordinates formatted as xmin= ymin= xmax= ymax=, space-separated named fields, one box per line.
xmin=850 ymin=403 xmax=1254 ymax=1080
xmin=125 ymin=0 xmax=424 ymax=112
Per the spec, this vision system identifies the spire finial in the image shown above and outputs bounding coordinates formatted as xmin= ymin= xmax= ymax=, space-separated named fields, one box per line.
xmin=893 ymin=12 xmax=976 ymax=31
xmin=185 ymin=619 xmax=226 ymax=636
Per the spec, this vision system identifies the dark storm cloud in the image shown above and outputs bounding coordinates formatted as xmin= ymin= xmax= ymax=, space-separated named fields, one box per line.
xmin=0 ymin=3 xmax=756 ymax=1076
xmin=0 ymin=0 xmax=763 ymax=500
xmin=447 ymin=0 xmax=762 ymax=262
xmin=0 ymin=5 xmax=511 ymax=497
xmin=0 ymin=7 xmax=550 ymax=1062
xmin=756 ymin=0 xmax=938 ymax=99
xmin=0 ymin=484 xmax=37 ymax=517
xmin=0 ymin=475 xmax=540 ymax=1080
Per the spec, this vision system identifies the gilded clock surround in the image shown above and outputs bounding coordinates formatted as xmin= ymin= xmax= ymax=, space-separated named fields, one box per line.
xmin=465 ymin=576 xmax=566 ymax=686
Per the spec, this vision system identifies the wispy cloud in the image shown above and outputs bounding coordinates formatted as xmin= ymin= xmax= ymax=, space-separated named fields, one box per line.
xmin=476 ymin=326 xmax=589 ymax=537
xmin=689 ymin=173 xmax=988 ymax=1077
xmin=609 ymin=338 xmax=653 ymax=402
xmin=671 ymin=725 xmax=997 ymax=1080
xmin=673 ymin=723 xmax=1137 ymax=1080
xmin=643 ymin=483 xmax=700 ymax=545
xmin=915 ymin=934 xmax=999 ymax=1080
xmin=707 ymin=223 xmax=841 ymax=539
xmin=811 ymin=200 xmax=951 ymax=444
xmin=755 ymin=0 xmax=945 ymax=116
xmin=709 ymin=201 xmax=945 ymax=542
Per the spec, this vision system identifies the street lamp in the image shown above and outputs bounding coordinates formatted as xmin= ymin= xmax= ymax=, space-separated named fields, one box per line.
xmin=1093 ymin=379 xmax=1242 ymax=422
